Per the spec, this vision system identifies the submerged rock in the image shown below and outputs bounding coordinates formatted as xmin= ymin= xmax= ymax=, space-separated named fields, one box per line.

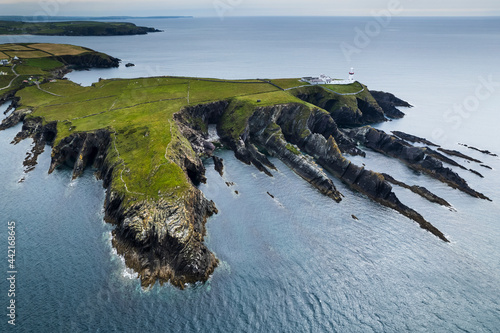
xmin=459 ymin=143 xmax=498 ymax=157
xmin=438 ymin=147 xmax=482 ymax=163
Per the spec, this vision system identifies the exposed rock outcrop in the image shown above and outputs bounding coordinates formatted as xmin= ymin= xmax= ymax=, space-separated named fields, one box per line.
xmin=108 ymin=188 xmax=218 ymax=289
xmin=392 ymin=130 xmax=438 ymax=147
xmin=347 ymin=126 xmax=490 ymax=201
xmin=174 ymin=101 xmax=228 ymax=156
xmin=438 ymin=147 xmax=482 ymax=163
xmin=459 ymin=143 xmax=498 ymax=157
xmin=47 ymin=129 xmax=111 ymax=179
xmin=0 ymin=108 xmax=32 ymax=131
xmin=370 ymin=91 xmax=412 ymax=119
xmin=220 ymin=103 xmax=343 ymax=202
xmin=291 ymin=86 xmax=387 ymax=127
xmin=57 ymin=52 xmax=120 ymax=70
xmin=382 ymin=173 xmax=452 ymax=208
xmin=213 ymin=155 xmax=224 ymax=176
xmin=216 ymin=102 xmax=448 ymax=241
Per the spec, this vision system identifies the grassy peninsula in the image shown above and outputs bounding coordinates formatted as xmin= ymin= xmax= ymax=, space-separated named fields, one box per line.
xmin=0 ymin=20 xmax=161 ymax=36
xmin=4 ymin=43 xmax=483 ymax=287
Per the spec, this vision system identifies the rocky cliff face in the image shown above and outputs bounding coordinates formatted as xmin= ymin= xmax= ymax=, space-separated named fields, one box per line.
xmin=50 ymin=129 xmax=218 ymax=289
xmin=2 ymin=108 xmax=219 ymax=289
xmin=370 ymin=91 xmax=412 ymax=119
xmin=108 ymin=188 xmax=218 ymax=289
xmin=265 ymin=104 xmax=448 ymax=241
xmin=212 ymin=101 xmax=449 ymax=242
xmin=291 ymin=86 xmax=387 ymax=126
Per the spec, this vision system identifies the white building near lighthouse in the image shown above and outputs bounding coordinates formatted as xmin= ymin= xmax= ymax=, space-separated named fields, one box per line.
xmin=301 ymin=68 xmax=355 ymax=85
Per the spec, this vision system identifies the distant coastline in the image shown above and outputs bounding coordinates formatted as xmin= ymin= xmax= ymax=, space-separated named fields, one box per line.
xmin=0 ymin=20 xmax=163 ymax=36
xmin=0 ymin=16 xmax=192 ymax=21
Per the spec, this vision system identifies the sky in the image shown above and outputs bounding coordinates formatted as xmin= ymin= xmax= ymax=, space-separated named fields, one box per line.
xmin=1 ymin=0 xmax=500 ymax=17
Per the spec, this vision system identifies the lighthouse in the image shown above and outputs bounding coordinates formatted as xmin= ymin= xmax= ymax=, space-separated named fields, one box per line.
xmin=348 ymin=67 xmax=354 ymax=82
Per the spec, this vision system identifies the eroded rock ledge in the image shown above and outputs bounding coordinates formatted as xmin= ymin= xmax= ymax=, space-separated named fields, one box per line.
xmin=176 ymin=100 xmax=450 ymax=242
xmin=346 ymin=127 xmax=490 ymax=201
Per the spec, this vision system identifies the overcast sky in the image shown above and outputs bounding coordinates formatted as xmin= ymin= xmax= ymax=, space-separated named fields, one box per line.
xmin=1 ymin=0 xmax=500 ymax=17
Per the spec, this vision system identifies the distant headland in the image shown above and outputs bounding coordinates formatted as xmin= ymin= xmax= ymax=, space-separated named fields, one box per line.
xmin=0 ymin=20 xmax=163 ymax=36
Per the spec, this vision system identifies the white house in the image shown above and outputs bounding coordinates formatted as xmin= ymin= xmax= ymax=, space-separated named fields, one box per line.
xmin=301 ymin=74 xmax=334 ymax=85
xmin=0 ymin=59 xmax=9 ymax=66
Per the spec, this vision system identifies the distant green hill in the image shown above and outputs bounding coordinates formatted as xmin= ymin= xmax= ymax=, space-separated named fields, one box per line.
xmin=0 ymin=16 xmax=191 ymax=21
xmin=0 ymin=20 xmax=162 ymax=36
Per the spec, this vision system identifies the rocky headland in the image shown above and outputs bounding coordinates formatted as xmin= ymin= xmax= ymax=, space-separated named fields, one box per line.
xmin=1 ymin=45 xmax=494 ymax=288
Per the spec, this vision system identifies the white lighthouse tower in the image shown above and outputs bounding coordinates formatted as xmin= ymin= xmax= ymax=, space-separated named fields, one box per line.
xmin=348 ymin=67 xmax=354 ymax=82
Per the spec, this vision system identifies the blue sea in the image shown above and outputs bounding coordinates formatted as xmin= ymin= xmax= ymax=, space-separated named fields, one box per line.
xmin=1 ymin=17 xmax=500 ymax=332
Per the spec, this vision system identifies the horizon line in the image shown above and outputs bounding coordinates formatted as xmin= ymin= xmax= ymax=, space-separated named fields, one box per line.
xmin=1 ymin=14 xmax=500 ymax=19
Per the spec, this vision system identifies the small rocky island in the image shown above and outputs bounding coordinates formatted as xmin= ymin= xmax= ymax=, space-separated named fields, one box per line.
xmin=0 ymin=44 xmax=491 ymax=288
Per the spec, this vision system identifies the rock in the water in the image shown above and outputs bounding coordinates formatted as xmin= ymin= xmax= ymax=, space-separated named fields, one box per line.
xmin=392 ymin=130 xmax=439 ymax=147
xmin=459 ymin=143 xmax=498 ymax=157
xmin=212 ymin=155 xmax=224 ymax=176
xmin=469 ymin=169 xmax=484 ymax=178
xmin=438 ymin=147 xmax=482 ymax=163
xmin=371 ymin=91 xmax=412 ymax=119
xmin=382 ymin=173 xmax=452 ymax=208
xmin=347 ymin=126 xmax=490 ymax=201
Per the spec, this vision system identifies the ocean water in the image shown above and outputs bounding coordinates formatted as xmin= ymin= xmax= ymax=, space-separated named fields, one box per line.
xmin=1 ymin=17 xmax=500 ymax=332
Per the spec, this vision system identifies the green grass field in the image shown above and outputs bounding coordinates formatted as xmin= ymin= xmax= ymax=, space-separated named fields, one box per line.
xmin=321 ymin=81 xmax=364 ymax=94
xmin=14 ymin=71 xmax=305 ymax=207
